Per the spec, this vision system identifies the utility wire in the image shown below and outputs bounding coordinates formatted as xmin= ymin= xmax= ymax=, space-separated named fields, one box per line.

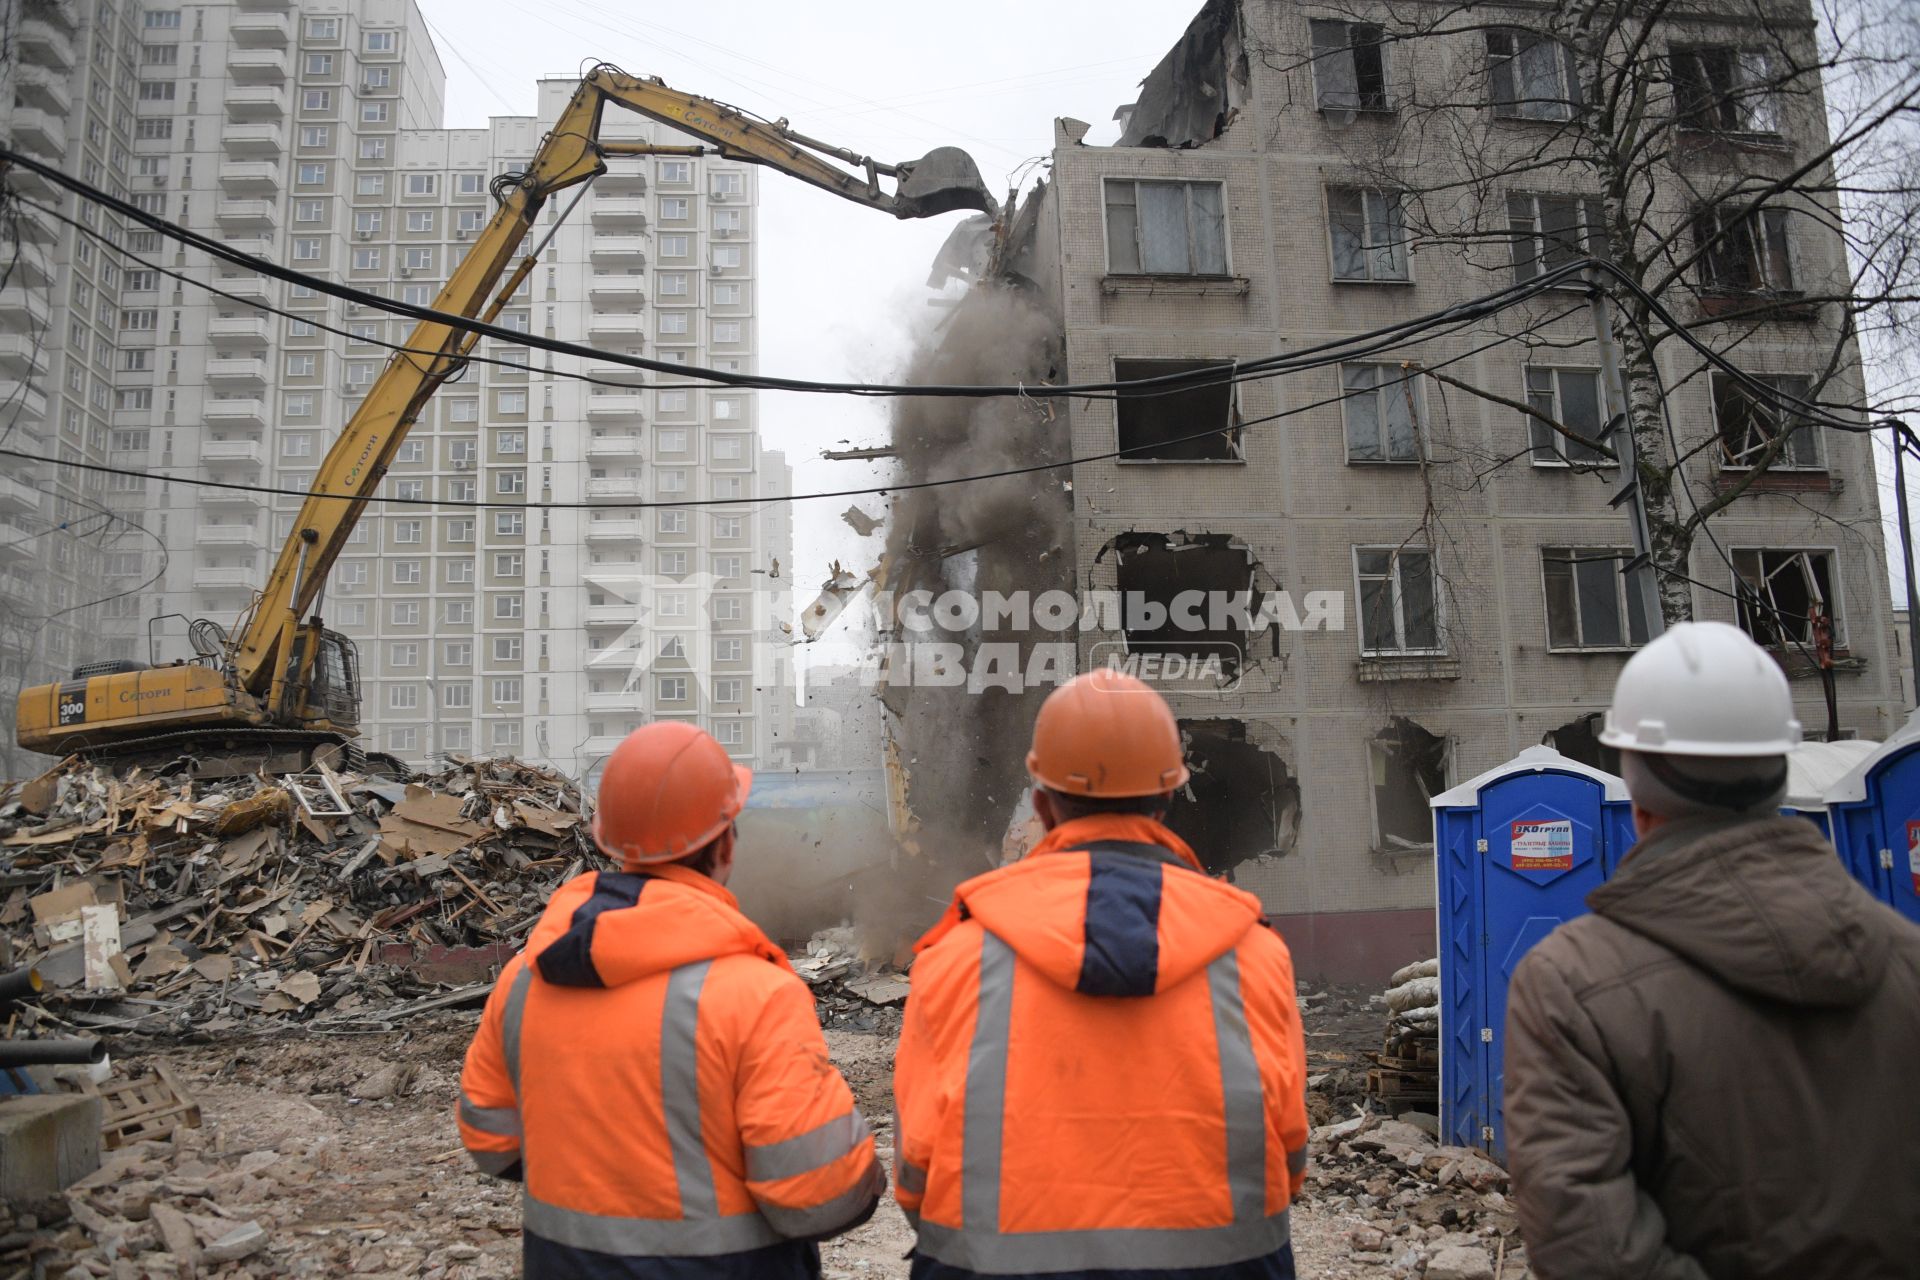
xmin=0 ymin=304 xmax=1581 ymax=513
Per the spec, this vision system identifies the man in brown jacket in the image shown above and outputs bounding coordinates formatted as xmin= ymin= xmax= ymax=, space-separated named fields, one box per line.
xmin=1505 ymin=622 xmax=1920 ymax=1280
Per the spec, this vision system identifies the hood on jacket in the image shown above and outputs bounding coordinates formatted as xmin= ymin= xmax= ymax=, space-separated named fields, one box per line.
xmin=1588 ymin=814 xmax=1893 ymax=1008
xmin=526 ymin=865 xmax=791 ymax=989
xmin=917 ymin=815 xmax=1265 ymax=997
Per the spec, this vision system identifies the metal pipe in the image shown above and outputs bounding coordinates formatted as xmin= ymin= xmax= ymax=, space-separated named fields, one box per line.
xmin=0 ymin=1037 xmax=105 ymax=1067
xmin=1888 ymin=419 xmax=1920 ymax=710
xmin=0 ymin=967 xmax=43 ymax=1009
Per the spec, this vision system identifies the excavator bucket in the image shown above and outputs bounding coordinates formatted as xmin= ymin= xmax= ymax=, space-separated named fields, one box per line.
xmin=893 ymin=146 xmax=998 ymax=220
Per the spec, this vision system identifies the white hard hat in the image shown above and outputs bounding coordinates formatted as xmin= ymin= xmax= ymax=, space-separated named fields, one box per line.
xmin=1600 ymin=621 xmax=1801 ymax=757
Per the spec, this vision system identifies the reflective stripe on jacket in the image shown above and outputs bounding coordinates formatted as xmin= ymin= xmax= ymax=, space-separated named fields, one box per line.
xmin=459 ymin=863 xmax=885 ymax=1278
xmin=894 ymin=815 xmax=1308 ymax=1279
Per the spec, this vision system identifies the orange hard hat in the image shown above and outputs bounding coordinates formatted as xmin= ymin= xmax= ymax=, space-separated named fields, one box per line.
xmin=592 ymin=721 xmax=753 ymax=867
xmin=1026 ymin=668 xmax=1190 ymax=798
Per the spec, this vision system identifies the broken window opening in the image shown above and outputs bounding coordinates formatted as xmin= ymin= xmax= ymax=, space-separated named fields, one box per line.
xmin=1371 ymin=718 xmax=1449 ymax=856
xmin=1329 ymin=186 xmax=1410 ymax=282
xmin=1733 ymin=547 xmax=1842 ymax=649
xmin=1103 ymin=180 xmax=1229 ymax=276
xmin=1544 ymin=712 xmax=1622 ymax=777
xmin=1355 ymin=546 xmax=1442 ymax=655
xmin=1713 ymin=373 xmax=1823 ymax=471
xmin=1166 ymin=720 xmax=1301 ymax=879
xmin=1114 ymin=358 xmax=1241 ymax=461
xmin=1310 ymin=20 xmax=1390 ymax=113
xmin=1342 ymin=363 xmax=1425 ymax=462
xmin=1692 ymin=204 xmax=1796 ymax=295
xmin=1543 ymin=546 xmax=1648 ymax=650
xmin=1112 ymin=532 xmax=1257 ymax=678
xmin=1525 ymin=366 xmax=1610 ymax=465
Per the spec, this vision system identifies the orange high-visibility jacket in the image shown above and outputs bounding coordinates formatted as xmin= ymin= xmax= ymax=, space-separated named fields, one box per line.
xmin=458 ymin=863 xmax=885 ymax=1279
xmin=893 ymin=815 xmax=1309 ymax=1279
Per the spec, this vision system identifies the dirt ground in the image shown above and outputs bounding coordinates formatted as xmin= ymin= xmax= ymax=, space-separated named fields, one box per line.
xmin=46 ymin=999 xmax=1459 ymax=1280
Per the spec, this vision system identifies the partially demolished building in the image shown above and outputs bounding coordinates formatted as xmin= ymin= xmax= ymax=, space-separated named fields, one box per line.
xmin=928 ymin=0 xmax=1904 ymax=982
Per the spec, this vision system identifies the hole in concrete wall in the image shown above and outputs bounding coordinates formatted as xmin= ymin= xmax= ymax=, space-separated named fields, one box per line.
xmin=1114 ymin=359 xmax=1240 ymax=460
xmin=1167 ymin=719 xmax=1300 ymax=878
xmin=1111 ymin=532 xmax=1255 ymax=677
xmin=1370 ymin=718 xmax=1448 ymax=855
xmin=1544 ymin=712 xmax=1621 ymax=776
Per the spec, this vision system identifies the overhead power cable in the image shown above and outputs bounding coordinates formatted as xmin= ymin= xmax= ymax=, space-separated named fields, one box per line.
xmin=2 ymin=146 xmax=1603 ymax=403
xmin=0 ymin=301 xmax=1584 ymax=514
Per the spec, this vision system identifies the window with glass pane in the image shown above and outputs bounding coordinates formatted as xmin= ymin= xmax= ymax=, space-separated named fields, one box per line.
xmin=1104 ymin=180 xmax=1228 ymax=275
xmin=1342 ymin=364 xmax=1423 ymax=462
xmin=1487 ymin=29 xmax=1580 ymax=120
xmin=1714 ymin=373 xmax=1821 ymax=469
xmin=1507 ymin=194 xmax=1607 ymax=283
xmin=1328 ymin=187 xmax=1409 ymax=281
xmin=1525 ymin=367 xmax=1610 ymax=464
xmin=1543 ymin=547 xmax=1647 ymax=649
xmin=1355 ymin=547 xmax=1442 ymax=654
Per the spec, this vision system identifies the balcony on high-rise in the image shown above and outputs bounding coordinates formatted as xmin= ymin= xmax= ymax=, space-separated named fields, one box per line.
xmin=224 ymin=84 xmax=288 ymax=121
xmin=207 ymin=314 xmax=273 ymax=347
xmin=586 ymin=477 xmax=645 ymax=500
xmin=201 ymin=439 xmax=265 ymax=467
xmin=206 ymin=357 xmax=270 ymax=388
xmin=589 ymin=199 xmax=649 ymax=227
xmin=0 ymin=381 xmax=48 ymax=425
xmin=193 ymin=565 xmax=260 ymax=590
xmin=588 ymin=276 xmax=647 ymax=302
xmin=10 ymin=109 xmax=68 ymax=162
xmin=0 ymin=287 xmax=52 ymax=333
xmin=196 ymin=523 xmax=264 ymax=546
xmin=219 ymin=160 xmax=283 ymax=197
xmin=202 ymin=399 xmax=268 ymax=430
xmin=587 ymin=313 xmax=647 ymax=341
xmin=588 ymin=238 xmax=649 ymax=266
xmin=220 ymin=122 xmax=284 ymax=157
xmin=216 ymin=200 xmax=279 ymax=232
xmin=13 ymin=64 xmax=73 ymax=116
xmin=585 ymin=394 xmax=647 ymax=419
xmin=0 ymin=335 xmax=51 ymax=381
xmin=0 ymin=473 xmax=45 ymax=517
xmin=586 ymin=433 xmax=645 ymax=459
xmin=230 ymin=10 xmax=293 ymax=45
xmin=584 ymin=517 xmax=645 ymax=541
xmin=17 ymin=19 xmax=76 ymax=72
xmin=226 ymin=48 xmax=290 ymax=85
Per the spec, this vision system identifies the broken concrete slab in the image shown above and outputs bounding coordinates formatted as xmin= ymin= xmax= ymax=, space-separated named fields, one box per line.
xmin=0 ymin=1093 xmax=102 ymax=1203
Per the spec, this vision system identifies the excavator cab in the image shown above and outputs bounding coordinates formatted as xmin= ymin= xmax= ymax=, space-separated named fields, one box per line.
xmin=302 ymin=628 xmax=361 ymax=732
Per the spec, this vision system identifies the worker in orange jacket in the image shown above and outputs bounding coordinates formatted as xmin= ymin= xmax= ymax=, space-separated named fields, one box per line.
xmin=458 ymin=721 xmax=886 ymax=1278
xmin=893 ymin=670 xmax=1310 ymax=1278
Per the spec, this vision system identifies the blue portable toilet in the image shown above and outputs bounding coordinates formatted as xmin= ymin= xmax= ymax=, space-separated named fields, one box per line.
xmin=1825 ymin=709 xmax=1920 ymax=925
xmin=1780 ymin=739 xmax=1878 ymax=838
xmin=1430 ymin=745 xmax=1634 ymax=1156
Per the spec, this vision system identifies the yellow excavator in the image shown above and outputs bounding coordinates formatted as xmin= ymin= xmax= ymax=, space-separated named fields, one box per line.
xmin=14 ymin=65 xmax=995 ymax=773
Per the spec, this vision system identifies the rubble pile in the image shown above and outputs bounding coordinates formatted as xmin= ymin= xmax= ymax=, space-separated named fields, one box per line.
xmin=1307 ymin=1112 xmax=1525 ymax=1279
xmin=792 ymin=925 xmax=911 ymax=1033
xmin=0 ymin=754 xmax=605 ymax=1033
xmin=1366 ymin=958 xmax=1440 ymax=1112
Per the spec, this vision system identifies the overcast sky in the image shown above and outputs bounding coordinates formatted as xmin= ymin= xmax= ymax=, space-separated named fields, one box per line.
xmin=413 ymin=0 xmax=1918 ymax=621
xmin=412 ymin=0 xmax=1198 ymax=637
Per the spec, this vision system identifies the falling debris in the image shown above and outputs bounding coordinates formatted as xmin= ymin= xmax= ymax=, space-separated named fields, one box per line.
xmin=1115 ymin=0 xmax=1249 ymax=148
xmin=800 ymin=561 xmax=869 ymax=642
xmin=841 ymin=505 xmax=884 ymax=537
xmin=0 ymin=755 xmax=603 ymax=1032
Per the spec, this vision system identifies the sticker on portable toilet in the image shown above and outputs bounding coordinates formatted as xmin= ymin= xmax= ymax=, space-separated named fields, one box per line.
xmin=1511 ymin=819 xmax=1574 ymax=870
xmin=1908 ymin=821 xmax=1920 ymax=894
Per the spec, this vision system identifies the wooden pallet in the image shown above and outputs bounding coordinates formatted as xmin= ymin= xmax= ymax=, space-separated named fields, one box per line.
xmin=70 ymin=1062 xmax=202 ymax=1149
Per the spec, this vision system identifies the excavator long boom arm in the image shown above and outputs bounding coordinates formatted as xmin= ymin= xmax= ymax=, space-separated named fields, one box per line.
xmin=231 ymin=68 xmax=994 ymax=707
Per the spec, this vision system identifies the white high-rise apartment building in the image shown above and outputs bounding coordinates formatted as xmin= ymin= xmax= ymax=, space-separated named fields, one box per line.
xmin=4 ymin=0 xmax=787 ymax=784
xmin=0 ymin=0 xmax=144 ymax=777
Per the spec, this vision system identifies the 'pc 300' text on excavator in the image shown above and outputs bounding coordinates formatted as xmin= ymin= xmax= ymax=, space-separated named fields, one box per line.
xmin=11 ymin=65 xmax=995 ymax=776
